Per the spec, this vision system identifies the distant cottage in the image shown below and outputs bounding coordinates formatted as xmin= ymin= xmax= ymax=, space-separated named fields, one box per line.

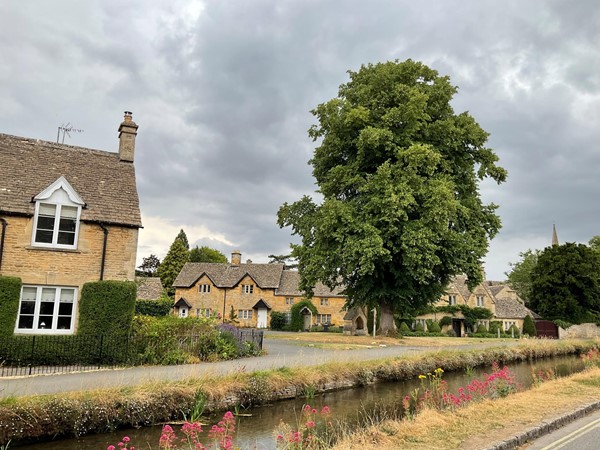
xmin=0 ymin=112 xmax=142 ymax=334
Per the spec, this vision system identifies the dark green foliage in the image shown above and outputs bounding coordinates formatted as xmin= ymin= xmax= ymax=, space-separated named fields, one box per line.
xmin=135 ymin=296 xmax=173 ymax=317
xmin=430 ymin=305 xmax=493 ymax=330
xmin=267 ymin=254 xmax=298 ymax=269
xmin=414 ymin=322 xmax=424 ymax=332
xmin=476 ymin=323 xmax=488 ymax=334
xmin=289 ymin=300 xmax=318 ymax=331
xmin=554 ymin=319 xmax=572 ymax=329
xmin=137 ymin=254 xmax=161 ymax=277
xmin=508 ymin=324 xmax=520 ymax=337
xmin=505 ymin=249 xmax=539 ymax=304
xmin=522 ymin=315 xmax=537 ymax=336
xmin=489 ymin=321 xmax=503 ymax=334
xmin=428 ymin=321 xmax=441 ymax=333
xmin=399 ymin=321 xmax=411 ymax=334
xmin=78 ymin=281 xmax=136 ymax=336
xmin=189 ymin=246 xmax=228 ymax=263
xmin=158 ymin=235 xmax=190 ymax=296
xmin=278 ymin=59 xmax=506 ymax=334
xmin=439 ymin=316 xmax=453 ymax=327
xmin=0 ymin=276 xmax=21 ymax=336
xmin=530 ymin=243 xmax=600 ymax=323
xmin=269 ymin=311 xmax=287 ymax=330
xmin=176 ymin=229 xmax=190 ymax=250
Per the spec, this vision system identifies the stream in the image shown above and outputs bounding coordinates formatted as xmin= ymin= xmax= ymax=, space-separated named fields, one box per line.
xmin=16 ymin=355 xmax=584 ymax=449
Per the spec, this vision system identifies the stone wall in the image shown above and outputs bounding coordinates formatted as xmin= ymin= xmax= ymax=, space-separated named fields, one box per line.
xmin=559 ymin=323 xmax=600 ymax=339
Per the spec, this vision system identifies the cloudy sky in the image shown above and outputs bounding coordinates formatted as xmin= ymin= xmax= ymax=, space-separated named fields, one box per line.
xmin=2 ymin=0 xmax=599 ymax=280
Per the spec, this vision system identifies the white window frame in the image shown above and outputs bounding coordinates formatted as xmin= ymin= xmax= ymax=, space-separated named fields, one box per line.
xmin=196 ymin=308 xmax=211 ymax=318
xmin=198 ymin=284 xmax=211 ymax=293
xmin=316 ymin=314 xmax=332 ymax=324
xmin=448 ymin=295 xmax=457 ymax=305
xmin=285 ymin=297 xmax=294 ymax=305
xmin=238 ymin=309 xmax=253 ymax=320
xmin=15 ymin=285 xmax=77 ymax=334
xmin=31 ymin=177 xmax=84 ymax=250
xmin=179 ymin=307 xmax=188 ymax=318
xmin=320 ymin=298 xmax=329 ymax=306
xmin=476 ymin=295 xmax=485 ymax=307
xmin=242 ymin=285 xmax=254 ymax=294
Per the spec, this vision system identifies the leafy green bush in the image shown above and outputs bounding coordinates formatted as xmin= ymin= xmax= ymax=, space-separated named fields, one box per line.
xmin=439 ymin=316 xmax=453 ymax=327
xmin=554 ymin=319 xmax=572 ymax=329
xmin=508 ymin=324 xmax=520 ymax=337
xmin=399 ymin=322 xmax=411 ymax=334
xmin=476 ymin=324 xmax=488 ymax=334
xmin=0 ymin=276 xmax=20 ymax=336
xmin=489 ymin=321 xmax=503 ymax=334
xmin=428 ymin=322 xmax=441 ymax=333
xmin=289 ymin=300 xmax=317 ymax=331
xmin=414 ymin=322 xmax=424 ymax=332
xmin=269 ymin=311 xmax=287 ymax=331
xmin=135 ymin=296 xmax=173 ymax=317
xmin=522 ymin=315 xmax=537 ymax=336
xmin=78 ymin=281 xmax=137 ymax=336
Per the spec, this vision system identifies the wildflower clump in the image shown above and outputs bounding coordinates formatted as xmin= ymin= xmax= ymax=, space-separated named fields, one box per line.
xmin=275 ymin=404 xmax=333 ymax=449
xmin=580 ymin=348 xmax=600 ymax=369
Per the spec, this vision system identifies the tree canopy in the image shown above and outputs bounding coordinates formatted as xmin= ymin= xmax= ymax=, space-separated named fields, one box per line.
xmin=189 ymin=246 xmax=228 ymax=263
xmin=529 ymin=242 xmax=600 ymax=324
xmin=505 ymin=249 xmax=540 ymax=305
xmin=268 ymin=253 xmax=298 ymax=269
xmin=176 ymin=229 xmax=190 ymax=250
xmin=137 ymin=254 xmax=161 ymax=277
xmin=277 ymin=59 xmax=506 ymax=333
xmin=157 ymin=235 xmax=190 ymax=297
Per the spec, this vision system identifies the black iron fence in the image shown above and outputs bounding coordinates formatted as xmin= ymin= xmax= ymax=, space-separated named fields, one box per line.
xmin=0 ymin=329 xmax=264 ymax=377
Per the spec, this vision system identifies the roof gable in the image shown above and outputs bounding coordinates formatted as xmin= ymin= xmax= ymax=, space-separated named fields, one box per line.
xmin=34 ymin=176 xmax=85 ymax=206
xmin=0 ymin=133 xmax=141 ymax=227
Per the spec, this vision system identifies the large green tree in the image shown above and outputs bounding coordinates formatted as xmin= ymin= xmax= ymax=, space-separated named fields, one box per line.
xmin=157 ymin=235 xmax=190 ymax=296
xmin=189 ymin=245 xmax=228 ymax=263
xmin=505 ymin=249 xmax=540 ymax=305
xmin=136 ymin=254 xmax=161 ymax=277
xmin=176 ymin=229 xmax=190 ymax=250
xmin=278 ymin=59 xmax=506 ymax=334
xmin=530 ymin=243 xmax=600 ymax=323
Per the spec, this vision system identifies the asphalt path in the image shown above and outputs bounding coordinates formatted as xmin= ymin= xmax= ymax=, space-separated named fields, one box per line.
xmin=525 ymin=409 xmax=600 ymax=450
xmin=0 ymin=333 xmax=518 ymax=398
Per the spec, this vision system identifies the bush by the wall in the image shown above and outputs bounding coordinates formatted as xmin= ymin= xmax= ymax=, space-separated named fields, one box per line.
xmin=523 ymin=315 xmax=537 ymax=337
xmin=135 ymin=296 xmax=173 ymax=317
xmin=489 ymin=321 xmax=503 ymax=335
xmin=508 ymin=324 xmax=520 ymax=338
xmin=289 ymin=300 xmax=318 ymax=331
xmin=439 ymin=316 xmax=453 ymax=327
xmin=78 ymin=281 xmax=137 ymax=336
xmin=476 ymin=323 xmax=488 ymax=334
xmin=399 ymin=322 xmax=411 ymax=335
xmin=428 ymin=322 xmax=441 ymax=333
xmin=269 ymin=311 xmax=287 ymax=331
xmin=0 ymin=276 xmax=21 ymax=336
xmin=414 ymin=322 xmax=424 ymax=332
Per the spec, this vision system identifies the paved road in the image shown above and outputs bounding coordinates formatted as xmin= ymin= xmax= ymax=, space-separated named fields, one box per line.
xmin=0 ymin=334 xmax=517 ymax=398
xmin=524 ymin=409 xmax=600 ymax=450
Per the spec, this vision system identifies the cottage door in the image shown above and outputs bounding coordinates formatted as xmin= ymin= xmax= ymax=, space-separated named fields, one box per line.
xmin=257 ymin=308 xmax=267 ymax=328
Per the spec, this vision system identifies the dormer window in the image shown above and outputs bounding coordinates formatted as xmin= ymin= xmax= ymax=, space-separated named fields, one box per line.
xmin=32 ymin=177 xmax=84 ymax=250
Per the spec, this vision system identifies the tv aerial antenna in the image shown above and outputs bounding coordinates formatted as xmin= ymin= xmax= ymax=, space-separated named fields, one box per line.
xmin=56 ymin=123 xmax=84 ymax=144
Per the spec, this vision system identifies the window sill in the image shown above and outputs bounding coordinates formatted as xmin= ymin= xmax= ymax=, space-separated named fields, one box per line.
xmin=25 ymin=246 xmax=81 ymax=253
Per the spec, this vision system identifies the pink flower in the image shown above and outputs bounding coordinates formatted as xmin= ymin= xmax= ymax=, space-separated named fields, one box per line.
xmin=122 ymin=437 xmax=130 ymax=443
xmin=321 ymin=406 xmax=331 ymax=414
xmin=306 ymin=421 xmax=316 ymax=428
xmin=223 ymin=411 xmax=234 ymax=420
xmin=107 ymin=446 xmax=116 ymax=450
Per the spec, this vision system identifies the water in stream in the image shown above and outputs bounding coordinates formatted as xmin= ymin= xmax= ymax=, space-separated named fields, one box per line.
xmin=16 ymin=355 xmax=584 ymax=449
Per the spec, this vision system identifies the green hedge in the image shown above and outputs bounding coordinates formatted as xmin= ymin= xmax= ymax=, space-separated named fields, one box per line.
xmin=289 ymin=300 xmax=318 ymax=331
xmin=135 ymin=297 xmax=173 ymax=317
xmin=0 ymin=276 xmax=21 ymax=336
xmin=78 ymin=281 xmax=137 ymax=336
xmin=269 ymin=311 xmax=287 ymax=330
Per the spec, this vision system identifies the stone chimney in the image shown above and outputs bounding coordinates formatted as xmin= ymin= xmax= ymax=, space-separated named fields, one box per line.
xmin=118 ymin=111 xmax=138 ymax=162
xmin=231 ymin=250 xmax=241 ymax=265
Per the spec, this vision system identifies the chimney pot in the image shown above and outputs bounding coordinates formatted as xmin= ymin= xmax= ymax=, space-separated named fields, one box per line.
xmin=118 ymin=111 xmax=138 ymax=162
xmin=231 ymin=250 xmax=241 ymax=265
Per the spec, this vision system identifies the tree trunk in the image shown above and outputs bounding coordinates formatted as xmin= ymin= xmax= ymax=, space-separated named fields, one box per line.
xmin=377 ymin=302 xmax=397 ymax=336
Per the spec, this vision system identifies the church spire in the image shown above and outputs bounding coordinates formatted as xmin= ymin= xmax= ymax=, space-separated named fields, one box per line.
xmin=552 ymin=224 xmax=559 ymax=247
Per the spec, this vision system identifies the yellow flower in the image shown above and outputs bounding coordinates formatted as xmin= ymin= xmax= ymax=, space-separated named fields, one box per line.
xmin=435 ymin=368 xmax=444 ymax=373
xmin=418 ymin=374 xmax=426 ymax=379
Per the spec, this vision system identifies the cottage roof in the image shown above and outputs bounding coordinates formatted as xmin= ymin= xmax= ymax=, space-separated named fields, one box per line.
xmin=274 ymin=270 xmax=346 ymax=297
xmin=0 ymin=133 xmax=141 ymax=227
xmin=173 ymin=262 xmax=284 ymax=289
xmin=136 ymin=277 xmax=164 ymax=300
xmin=494 ymin=296 xmax=540 ymax=319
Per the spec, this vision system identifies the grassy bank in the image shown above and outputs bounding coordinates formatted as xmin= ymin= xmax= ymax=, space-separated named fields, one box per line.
xmin=0 ymin=339 xmax=597 ymax=445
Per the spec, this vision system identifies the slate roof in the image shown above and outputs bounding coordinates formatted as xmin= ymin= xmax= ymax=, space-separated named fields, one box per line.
xmin=275 ymin=270 xmax=346 ymax=297
xmin=0 ymin=133 xmax=141 ymax=227
xmin=136 ymin=277 xmax=164 ymax=300
xmin=173 ymin=262 xmax=285 ymax=289
xmin=494 ymin=296 xmax=540 ymax=319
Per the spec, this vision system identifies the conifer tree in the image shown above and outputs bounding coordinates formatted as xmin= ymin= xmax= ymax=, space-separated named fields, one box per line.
xmin=157 ymin=235 xmax=190 ymax=296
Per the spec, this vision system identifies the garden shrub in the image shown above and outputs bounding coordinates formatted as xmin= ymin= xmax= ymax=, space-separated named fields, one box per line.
xmin=399 ymin=322 xmax=411 ymax=335
xmin=489 ymin=321 xmax=503 ymax=335
xmin=522 ymin=315 xmax=537 ymax=337
xmin=428 ymin=322 xmax=441 ymax=333
xmin=554 ymin=319 xmax=572 ymax=329
xmin=135 ymin=296 xmax=173 ymax=317
xmin=0 ymin=276 xmax=20 ymax=336
xmin=439 ymin=316 xmax=453 ymax=327
xmin=269 ymin=311 xmax=287 ymax=331
xmin=414 ymin=322 xmax=425 ymax=332
xmin=508 ymin=324 xmax=520 ymax=337
xmin=476 ymin=324 xmax=488 ymax=334
xmin=289 ymin=300 xmax=317 ymax=331
xmin=78 ymin=281 xmax=137 ymax=336
xmin=446 ymin=329 xmax=456 ymax=337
